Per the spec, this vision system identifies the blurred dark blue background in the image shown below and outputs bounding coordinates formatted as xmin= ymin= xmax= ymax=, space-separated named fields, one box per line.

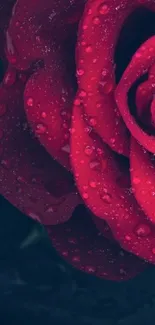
xmin=0 ymin=195 xmax=155 ymax=325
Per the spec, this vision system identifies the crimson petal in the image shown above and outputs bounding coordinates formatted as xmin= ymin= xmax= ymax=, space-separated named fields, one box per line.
xmin=130 ymin=137 xmax=155 ymax=224
xmin=0 ymin=71 xmax=80 ymax=225
xmin=47 ymin=206 xmax=146 ymax=281
xmin=115 ymin=36 xmax=155 ymax=153
xmin=6 ymin=0 xmax=85 ymax=70
xmin=71 ymin=103 xmax=155 ymax=263
xmin=75 ymin=0 xmax=134 ymax=156
xmin=24 ymin=60 xmax=74 ymax=170
xmin=6 ymin=0 xmax=85 ymax=168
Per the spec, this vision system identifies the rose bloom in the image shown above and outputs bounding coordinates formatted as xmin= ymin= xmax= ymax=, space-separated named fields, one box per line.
xmin=1 ymin=0 xmax=155 ymax=281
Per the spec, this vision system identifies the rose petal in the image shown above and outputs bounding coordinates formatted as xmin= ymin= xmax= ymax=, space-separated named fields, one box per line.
xmin=47 ymin=205 xmax=146 ymax=281
xmin=75 ymin=0 xmax=135 ymax=156
xmin=71 ymin=103 xmax=155 ymax=263
xmin=0 ymin=72 xmax=80 ymax=225
xmin=6 ymin=0 xmax=85 ymax=70
xmin=115 ymin=36 xmax=155 ymax=153
xmin=130 ymin=137 xmax=155 ymax=224
xmin=24 ymin=59 xmax=74 ymax=170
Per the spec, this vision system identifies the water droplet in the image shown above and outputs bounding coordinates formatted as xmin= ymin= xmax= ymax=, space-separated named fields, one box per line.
xmin=101 ymin=68 xmax=108 ymax=77
xmin=74 ymin=98 xmax=81 ymax=106
xmin=119 ymin=268 xmax=127 ymax=276
xmin=0 ymin=103 xmax=6 ymax=116
xmin=3 ymin=68 xmax=16 ymax=86
xmin=125 ymin=235 xmax=131 ymax=241
xmin=72 ymin=255 xmax=80 ymax=262
xmin=85 ymin=265 xmax=96 ymax=273
xmin=133 ymin=177 xmax=140 ymax=185
xmin=17 ymin=176 xmax=27 ymax=184
xmin=100 ymin=193 xmax=112 ymax=204
xmin=82 ymin=24 xmax=88 ymax=30
xmin=135 ymin=224 xmax=151 ymax=237
xmin=26 ymin=97 xmax=34 ymax=107
xmin=36 ymin=35 xmax=41 ymax=44
xmin=98 ymin=3 xmax=109 ymax=15
xmin=77 ymin=69 xmax=84 ymax=76
xmin=1 ymin=159 xmax=11 ymax=169
xmin=68 ymin=237 xmax=77 ymax=244
xmin=99 ymin=80 xmax=114 ymax=94
xmin=36 ymin=123 xmax=47 ymax=134
xmin=46 ymin=206 xmax=54 ymax=213
xmin=26 ymin=210 xmax=41 ymax=222
xmin=89 ymin=180 xmax=97 ymax=188
xmin=88 ymin=9 xmax=92 ymax=15
xmin=82 ymin=192 xmax=89 ymax=199
xmin=85 ymin=45 xmax=93 ymax=53
xmin=62 ymin=251 xmax=68 ymax=257
xmin=85 ymin=146 xmax=93 ymax=156
xmin=79 ymin=90 xmax=87 ymax=98
xmin=61 ymin=144 xmax=70 ymax=153
xmin=89 ymin=117 xmax=97 ymax=126
xmin=41 ymin=112 xmax=47 ymax=118
xmin=89 ymin=160 xmax=101 ymax=170
xmin=93 ymin=16 xmax=100 ymax=25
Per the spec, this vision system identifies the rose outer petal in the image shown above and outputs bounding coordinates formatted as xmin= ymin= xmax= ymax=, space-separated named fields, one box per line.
xmin=6 ymin=0 xmax=85 ymax=69
xmin=71 ymin=103 xmax=155 ymax=264
xmin=130 ymin=137 xmax=155 ymax=224
xmin=115 ymin=36 xmax=155 ymax=153
xmin=0 ymin=71 xmax=80 ymax=225
xmin=6 ymin=0 xmax=85 ymax=168
xmin=75 ymin=0 xmax=134 ymax=156
xmin=47 ymin=206 xmax=146 ymax=281
xmin=24 ymin=61 xmax=74 ymax=170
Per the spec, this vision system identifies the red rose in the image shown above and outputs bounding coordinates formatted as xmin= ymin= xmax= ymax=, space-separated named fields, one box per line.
xmin=1 ymin=0 xmax=155 ymax=281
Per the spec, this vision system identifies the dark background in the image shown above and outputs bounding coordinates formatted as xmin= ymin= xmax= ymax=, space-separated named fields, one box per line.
xmin=0 ymin=195 xmax=155 ymax=325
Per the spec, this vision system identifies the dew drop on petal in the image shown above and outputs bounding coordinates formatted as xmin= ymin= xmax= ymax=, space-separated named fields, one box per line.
xmin=77 ymin=69 xmax=84 ymax=76
xmin=72 ymin=255 xmax=81 ymax=263
xmin=85 ymin=45 xmax=93 ymax=53
xmin=93 ymin=16 xmax=101 ymax=25
xmin=82 ymin=192 xmax=89 ymax=199
xmin=98 ymin=3 xmax=109 ymax=15
xmin=133 ymin=177 xmax=141 ymax=185
xmin=99 ymin=80 xmax=114 ymax=94
xmin=100 ymin=193 xmax=112 ymax=204
xmin=134 ymin=224 xmax=151 ymax=237
xmin=62 ymin=251 xmax=69 ymax=257
xmin=125 ymin=235 xmax=131 ymax=241
xmin=89 ymin=180 xmax=97 ymax=188
xmin=89 ymin=160 xmax=101 ymax=170
xmin=85 ymin=265 xmax=96 ymax=273
xmin=89 ymin=117 xmax=97 ymax=126
xmin=3 ymin=69 xmax=16 ymax=86
xmin=68 ymin=237 xmax=77 ymax=244
xmin=36 ymin=123 xmax=47 ymax=134
xmin=26 ymin=97 xmax=34 ymax=107
xmin=84 ymin=146 xmax=93 ymax=156
xmin=41 ymin=112 xmax=47 ymax=118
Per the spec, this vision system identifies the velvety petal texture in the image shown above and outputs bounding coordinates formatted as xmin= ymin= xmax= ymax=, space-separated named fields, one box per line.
xmin=1 ymin=0 xmax=155 ymax=281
